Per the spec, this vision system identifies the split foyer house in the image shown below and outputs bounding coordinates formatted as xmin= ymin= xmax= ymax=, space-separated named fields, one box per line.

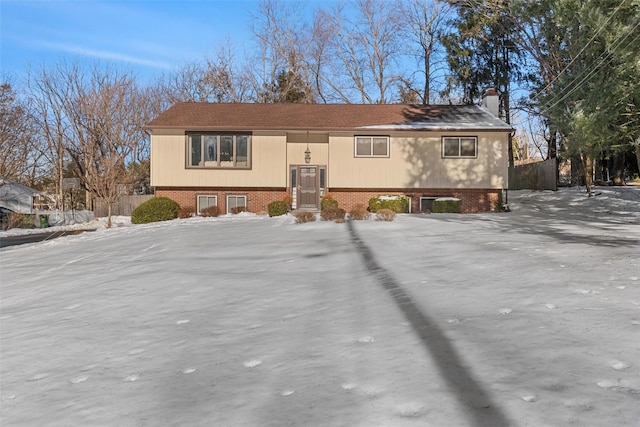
xmin=145 ymin=95 xmax=512 ymax=214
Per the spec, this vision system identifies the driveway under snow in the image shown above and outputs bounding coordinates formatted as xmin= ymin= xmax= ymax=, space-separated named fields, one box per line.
xmin=1 ymin=187 xmax=639 ymax=426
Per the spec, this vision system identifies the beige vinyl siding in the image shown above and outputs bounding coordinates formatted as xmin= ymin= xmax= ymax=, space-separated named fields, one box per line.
xmin=150 ymin=130 xmax=287 ymax=187
xmin=287 ymin=143 xmax=328 ymax=165
xmin=329 ymin=132 xmax=508 ymax=189
xmin=286 ymin=133 xmax=329 ymax=184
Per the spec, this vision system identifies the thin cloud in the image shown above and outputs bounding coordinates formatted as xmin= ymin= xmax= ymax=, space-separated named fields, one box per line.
xmin=35 ymin=40 xmax=173 ymax=70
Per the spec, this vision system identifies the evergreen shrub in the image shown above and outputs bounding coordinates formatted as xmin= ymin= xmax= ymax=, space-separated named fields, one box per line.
xmin=268 ymin=200 xmax=288 ymax=217
xmin=321 ymin=194 xmax=338 ymax=210
xmin=368 ymin=195 xmax=409 ymax=213
xmin=432 ymin=198 xmax=462 ymax=213
xmin=131 ymin=197 xmax=180 ymax=224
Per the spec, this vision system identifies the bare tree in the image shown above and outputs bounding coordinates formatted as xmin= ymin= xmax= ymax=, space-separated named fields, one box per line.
xmin=0 ymin=80 xmax=42 ymax=184
xmin=27 ymin=63 xmax=74 ymax=208
xmin=250 ymin=0 xmax=314 ymax=103
xmin=312 ymin=0 xmax=403 ymax=104
xmin=309 ymin=6 xmax=359 ymax=103
xmin=157 ymin=44 xmax=252 ymax=105
xmin=308 ymin=10 xmax=333 ymax=103
xmin=401 ymin=0 xmax=450 ymax=104
xmin=70 ymin=67 xmax=157 ymax=226
xmin=27 ymin=61 xmax=158 ymax=226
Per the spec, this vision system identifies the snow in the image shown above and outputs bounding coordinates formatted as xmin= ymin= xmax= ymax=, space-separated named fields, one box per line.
xmin=356 ymin=105 xmax=513 ymax=132
xmin=1 ymin=186 xmax=639 ymax=426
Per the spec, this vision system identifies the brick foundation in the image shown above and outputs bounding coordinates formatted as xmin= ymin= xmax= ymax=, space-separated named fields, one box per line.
xmin=156 ymin=187 xmax=502 ymax=214
xmin=328 ymin=188 xmax=502 ymax=213
xmin=155 ymin=187 xmax=287 ymax=214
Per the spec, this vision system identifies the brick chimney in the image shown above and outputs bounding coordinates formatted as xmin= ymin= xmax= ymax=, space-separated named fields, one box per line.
xmin=481 ymin=88 xmax=499 ymax=117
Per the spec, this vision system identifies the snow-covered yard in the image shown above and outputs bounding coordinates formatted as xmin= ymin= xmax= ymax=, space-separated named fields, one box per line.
xmin=1 ymin=187 xmax=639 ymax=426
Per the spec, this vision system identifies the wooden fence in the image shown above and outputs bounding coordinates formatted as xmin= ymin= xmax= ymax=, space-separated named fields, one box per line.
xmin=93 ymin=195 xmax=153 ymax=217
xmin=509 ymin=158 xmax=557 ymax=191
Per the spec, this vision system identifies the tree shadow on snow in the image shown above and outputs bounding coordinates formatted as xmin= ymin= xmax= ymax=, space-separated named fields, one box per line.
xmin=347 ymin=221 xmax=513 ymax=427
xmin=408 ymin=193 xmax=639 ymax=248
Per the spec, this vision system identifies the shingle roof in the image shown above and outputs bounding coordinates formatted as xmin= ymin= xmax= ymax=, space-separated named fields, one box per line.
xmin=146 ymin=103 xmax=513 ymax=132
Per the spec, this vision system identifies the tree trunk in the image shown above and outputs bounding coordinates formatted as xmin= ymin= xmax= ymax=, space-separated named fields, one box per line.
xmin=107 ymin=203 xmax=112 ymax=229
xmin=548 ymin=129 xmax=559 ymax=186
xmin=611 ymin=152 xmax=625 ymax=186
xmin=423 ymin=54 xmax=429 ymax=105
xmin=58 ymin=150 xmax=64 ymax=211
xmin=580 ymin=151 xmax=593 ymax=197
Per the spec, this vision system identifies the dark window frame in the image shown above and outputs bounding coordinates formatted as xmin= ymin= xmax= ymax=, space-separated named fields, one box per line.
xmin=354 ymin=136 xmax=390 ymax=158
xmin=442 ymin=136 xmax=478 ymax=159
xmin=187 ymin=132 xmax=252 ymax=169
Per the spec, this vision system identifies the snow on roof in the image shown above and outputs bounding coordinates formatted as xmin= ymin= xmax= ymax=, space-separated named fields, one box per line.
xmin=0 ymin=177 xmax=41 ymax=213
xmin=356 ymin=106 xmax=512 ymax=131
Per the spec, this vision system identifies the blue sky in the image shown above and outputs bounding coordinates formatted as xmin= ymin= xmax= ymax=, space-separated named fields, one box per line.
xmin=0 ymin=0 xmax=272 ymax=83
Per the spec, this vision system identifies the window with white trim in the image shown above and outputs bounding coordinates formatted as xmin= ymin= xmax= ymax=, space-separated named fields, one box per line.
xmin=197 ymin=195 xmax=217 ymax=213
xmin=187 ymin=133 xmax=251 ymax=168
xmin=355 ymin=136 xmax=389 ymax=157
xmin=419 ymin=197 xmax=436 ymax=212
xmin=442 ymin=137 xmax=477 ymax=158
xmin=226 ymin=195 xmax=247 ymax=214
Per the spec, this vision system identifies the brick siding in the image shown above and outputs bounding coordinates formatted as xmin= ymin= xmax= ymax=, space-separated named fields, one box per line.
xmin=329 ymin=188 xmax=501 ymax=213
xmin=155 ymin=187 xmax=287 ymax=214
xmin=157 ymin=186 xmax=501 ymax=214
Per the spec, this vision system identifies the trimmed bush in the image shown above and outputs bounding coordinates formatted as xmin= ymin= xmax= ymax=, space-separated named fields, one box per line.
xmin=368 ymin=194 xmax=409 ymax=213
xmin=320 ymin=207 xmax=346 ymax=222
xmin=230 ymin=206 xmax=246 ymax=214
xmin=375 ymin=208 xmax=396 ymax=221
xmin=178 ymin=206 xmax=196 ymax=219
xmin=348 ymin=204 xmax=370 ymax=220
xmin=268 ymin=200 xmax=288 ymax=217
xmin=201 ymin=206 xmax=220 ymax=217
xmin=432 ymin=198 xmax=462 ymax=213
xmin=321 ymin=194 xmax=338 ymax=210
xmin=294 ymin=211 xmax=316 ymax=223
xmin=131 ymin=197 xmax=180 ymax=224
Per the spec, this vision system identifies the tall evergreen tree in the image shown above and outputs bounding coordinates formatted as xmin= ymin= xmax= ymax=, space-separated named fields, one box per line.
xmin=532 ymin=0 xmax=640 ymax=190
xmin=442 ymin=0 xmax=522 ymax=168
xmin=442 ymin=0 xmax=521 ymax=121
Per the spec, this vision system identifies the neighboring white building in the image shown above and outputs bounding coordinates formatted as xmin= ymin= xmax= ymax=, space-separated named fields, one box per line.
xmin=0 ymin=177 xmax=40 ymax=214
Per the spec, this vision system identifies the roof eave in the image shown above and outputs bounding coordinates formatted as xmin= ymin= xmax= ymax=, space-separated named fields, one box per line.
xmin=145 ymin=125 xmax=514 ymax=133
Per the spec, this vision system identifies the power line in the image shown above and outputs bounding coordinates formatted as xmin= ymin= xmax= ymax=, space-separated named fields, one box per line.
xmin=537 ymin=19 xmax=640 ymax=115
xmin=530 ymin=0 xmax=632 ymax=102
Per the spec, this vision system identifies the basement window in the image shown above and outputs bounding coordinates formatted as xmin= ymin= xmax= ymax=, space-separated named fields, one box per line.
xmin=227 ymin=195 xmax=247 ymax=214
xmin=197 ymin=195 xmax=217 ymax=213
